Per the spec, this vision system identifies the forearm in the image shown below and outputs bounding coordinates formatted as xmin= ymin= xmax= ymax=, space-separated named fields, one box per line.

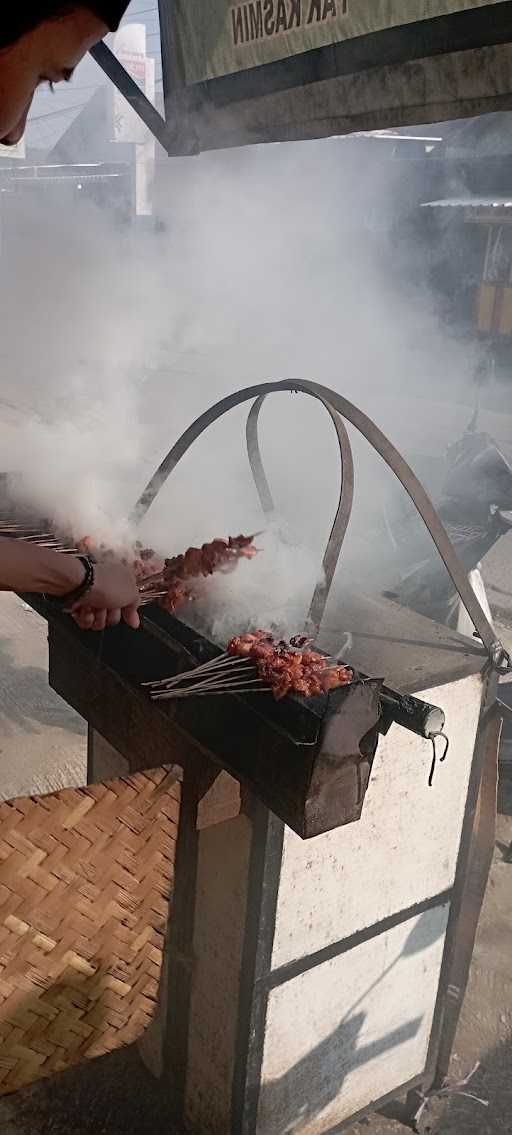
xmin=0 ymin=539 xmax=83 ymax=596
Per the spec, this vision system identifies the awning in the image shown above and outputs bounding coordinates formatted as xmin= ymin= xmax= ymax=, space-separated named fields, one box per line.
xmin=422 ymin=196 xmax=512 ymax=207
xmin=91 ymin=1 xmax=512 ymax=155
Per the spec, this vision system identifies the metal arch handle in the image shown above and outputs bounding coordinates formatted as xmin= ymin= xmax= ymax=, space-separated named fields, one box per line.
xmin=131 ymin=379 xmax=511 ymax=673
xmin=245 ymin=397 xmax=275 ymax=517
xmin=245 ymin=393 xmax=354 ymax=635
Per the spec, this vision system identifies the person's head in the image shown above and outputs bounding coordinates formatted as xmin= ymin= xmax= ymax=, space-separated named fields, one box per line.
xmin=0 ymin=4 xmax=129 ymax=145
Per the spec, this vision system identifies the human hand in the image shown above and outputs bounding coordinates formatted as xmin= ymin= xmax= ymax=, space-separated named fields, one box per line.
xmin=69 ymin=562 xmax=140 ymax=631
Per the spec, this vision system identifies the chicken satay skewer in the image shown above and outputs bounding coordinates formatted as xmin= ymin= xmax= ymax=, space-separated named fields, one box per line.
xmin=142 ymin=636 xmax=278 ymax=691
xmin=143 ymin=630 xmax=353 ymax=702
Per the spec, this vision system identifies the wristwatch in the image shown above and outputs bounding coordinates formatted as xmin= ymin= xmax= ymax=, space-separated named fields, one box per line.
xmin=48 ymin=555 xmax=95 ymax=609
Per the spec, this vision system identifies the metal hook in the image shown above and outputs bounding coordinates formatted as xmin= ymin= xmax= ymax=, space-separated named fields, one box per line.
xmin=428 ymin=731 xmax=450 ymax=787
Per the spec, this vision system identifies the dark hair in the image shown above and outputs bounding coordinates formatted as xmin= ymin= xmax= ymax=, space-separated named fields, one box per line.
xmin=0 ymin=3 xmax=130 ymax=47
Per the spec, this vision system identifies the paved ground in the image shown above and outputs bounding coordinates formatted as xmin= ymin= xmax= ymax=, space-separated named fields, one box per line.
xmin=0 ymin=560 xmax=510 ymax=1134
xmin=0 ymin=594 xmax=86 ymax=802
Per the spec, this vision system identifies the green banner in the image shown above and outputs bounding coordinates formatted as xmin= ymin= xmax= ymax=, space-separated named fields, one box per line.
xmin=171 ymin=0 xmax=506 ymax=84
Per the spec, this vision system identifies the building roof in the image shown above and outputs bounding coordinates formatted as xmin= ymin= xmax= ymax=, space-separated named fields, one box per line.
xmin=422 ymin=195 xmax=512 ymax=208
xmin=441 ymin=112 xmax=512 ymax=159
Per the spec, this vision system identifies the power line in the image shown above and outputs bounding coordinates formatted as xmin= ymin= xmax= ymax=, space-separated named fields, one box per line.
xmin=28 ymin=102 xmax=88 ymax=123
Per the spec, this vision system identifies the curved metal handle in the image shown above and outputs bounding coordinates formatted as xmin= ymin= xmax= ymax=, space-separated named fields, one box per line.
xmin=131 ymin=379 xmax=511 ymax=673
xmin=245 ymin=393 xmax=354 ymax=635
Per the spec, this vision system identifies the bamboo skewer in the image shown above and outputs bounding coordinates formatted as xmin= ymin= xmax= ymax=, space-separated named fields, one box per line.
xmin=142 ymin=653 xmax=244 ymax=688
xmin=157 ymin=687 xmax=270 ymax=699
xmin=143 ymin=648 xmax=343 ymax=694
xmin=152 ymin=674 xmax=268 ymax=700
xmin=145 ymin=654 xmax=262 ymax=698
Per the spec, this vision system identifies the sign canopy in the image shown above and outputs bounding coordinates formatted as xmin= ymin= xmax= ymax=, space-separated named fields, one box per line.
xmin=93 ymin=1 xmax=512 ymax=154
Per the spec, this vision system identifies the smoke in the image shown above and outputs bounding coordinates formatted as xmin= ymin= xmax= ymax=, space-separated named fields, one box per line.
xmin=186 ymin=525 xmax=323 ymax=642
xmin=0 ymin=132 xmax=489 ymax=630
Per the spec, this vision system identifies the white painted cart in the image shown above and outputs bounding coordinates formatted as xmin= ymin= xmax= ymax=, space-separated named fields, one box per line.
xmin=81 ymin=594 xmax=499 ymax=1135
xmin=17 ymin=375 xmax=506 ymax=1132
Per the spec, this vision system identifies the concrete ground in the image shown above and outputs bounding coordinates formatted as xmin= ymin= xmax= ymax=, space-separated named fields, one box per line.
xmin=0 ymin=593 xmax=86 ymax=802
xmin=0 ymin=556 xmax=510 ymax=1134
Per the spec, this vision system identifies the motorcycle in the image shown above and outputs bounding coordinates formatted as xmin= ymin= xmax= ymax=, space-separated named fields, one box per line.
xmin=382 ymin=416 xmax=512 ymax=769
xmin=383 ymin=419 xmax=512 ymax=625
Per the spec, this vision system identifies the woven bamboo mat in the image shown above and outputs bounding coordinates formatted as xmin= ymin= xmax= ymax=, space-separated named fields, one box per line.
xmin=0 ymin=768 xmax=179 ymax=1095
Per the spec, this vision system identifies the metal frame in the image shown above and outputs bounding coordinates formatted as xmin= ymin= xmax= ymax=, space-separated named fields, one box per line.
xmin=425 ymin=675 xmax=500 ymax=1086
xmin=90 ymin=41 xmax=170 ymax=150
xmin=245 ymin=393 xmax=354 ymax=635
xmin=89 ymin=3 xmax=512 ymax=154
xmin=131 ymin=379 xmax=510 ymax=671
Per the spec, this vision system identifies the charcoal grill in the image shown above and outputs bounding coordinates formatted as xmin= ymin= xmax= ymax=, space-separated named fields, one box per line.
xmin=0 ymin=382 xmax=480 ymax=839
xmin=0 ymin=382 xmax=506 ymax=1135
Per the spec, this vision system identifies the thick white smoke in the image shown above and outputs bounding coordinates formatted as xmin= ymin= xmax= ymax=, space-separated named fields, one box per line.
xmin=0 ymin=132 xmax=490 ymax=631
